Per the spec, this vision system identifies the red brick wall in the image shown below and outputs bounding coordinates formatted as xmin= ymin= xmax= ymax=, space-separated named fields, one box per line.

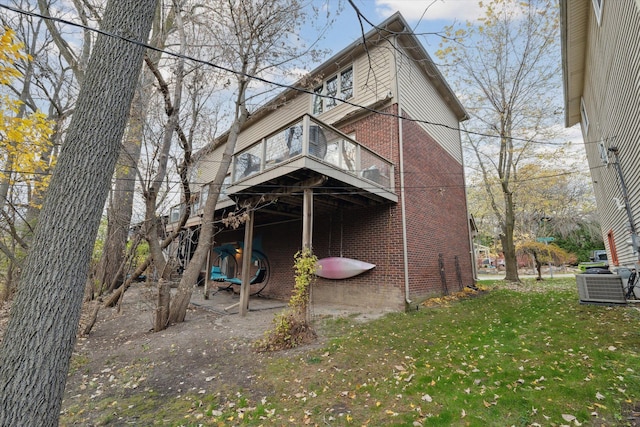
xmin=209 ymin=105 xmax=473 ymax=310
xmin=213 ymin=221 xmax=303 ymax=300
xmin=400 ymin=111 xmax=474 ymax=297
xmin=311 ymin=205 xmax=406 ymax=310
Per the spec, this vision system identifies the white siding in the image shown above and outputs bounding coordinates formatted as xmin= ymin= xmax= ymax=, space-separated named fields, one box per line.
xmin=235 ymin=96 xmax=310 ymax=151
xmin=395 ymin=41 xmax=463 ymax=163
xmin=194 ymin=148 xmax=223 ymax=187
xmin=194 ymin=45 xmax=396 ymax=186
xmin=314 ymin=44 xmax=394 ymax=125
xmin=193 ymin=95 xmax=309 ymax=186
xmin=563 ymin=1 xmax=589 ymax=127
xmin=580 ymin=1 xmax=640 ymax=267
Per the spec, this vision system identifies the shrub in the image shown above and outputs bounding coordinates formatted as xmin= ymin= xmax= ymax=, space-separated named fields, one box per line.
xmin=254 ymin=249 xmax=317 ymax=351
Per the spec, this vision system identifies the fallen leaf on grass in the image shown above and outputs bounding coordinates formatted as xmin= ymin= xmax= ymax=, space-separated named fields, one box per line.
xmin=561 ymin=413 xmax=582 ymax=425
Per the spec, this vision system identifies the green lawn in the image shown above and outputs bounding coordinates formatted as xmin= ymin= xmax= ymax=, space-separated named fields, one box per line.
xmin=63 ymin=278 xmax=640 ymax=426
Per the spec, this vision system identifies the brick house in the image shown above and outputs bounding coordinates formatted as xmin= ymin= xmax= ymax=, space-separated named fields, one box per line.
xmin=167 ymin=12 xmax=475 ymax=312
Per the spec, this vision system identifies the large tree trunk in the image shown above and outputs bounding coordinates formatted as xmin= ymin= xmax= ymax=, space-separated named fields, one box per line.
xmin=502 ymin=190 xmax=519 ymax=282
xmin=0 ymin=1 xmax=156 ymax=425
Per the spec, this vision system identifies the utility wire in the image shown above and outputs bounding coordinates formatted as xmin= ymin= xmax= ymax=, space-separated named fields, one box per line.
xmin=0 ymin=166 xmax=587 ymax=192
xmin=0 ymin=2 xmax=573 ymax=147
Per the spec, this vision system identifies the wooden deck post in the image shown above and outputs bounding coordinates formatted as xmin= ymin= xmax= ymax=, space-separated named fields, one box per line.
xmin=239 ymin=210 xmax=255 ymax=317
xmin=303 ymin=188 xmax=313 ymax=250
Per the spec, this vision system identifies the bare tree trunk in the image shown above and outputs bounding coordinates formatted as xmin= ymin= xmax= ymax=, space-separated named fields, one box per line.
xmin=94 ymin=91 xmax=145 ymax=295
xmin=103 ymin=215 xmax=189 ymax=308
xmin=103 ymin=256 xmax=153 ymax=308
xmin=0 ymin=1 xmax=156 ymax=424
xmin=79 ymin=301 xmax=100 ymax=337
xmin=142 ymin=10 xmax=186 ymax=280
xmin=502 ymin=191 xmax=519 ymax=282
xmin=95 ymin=3 xmax=173 ymax=296
xmin=168 ymin=96 xmax=248 ymax=324
xmin=154 ymin=279 xmax=170 ymax=331
xmin=108 ymin=232 xmax=142 ymax=293
xmin=533 ymin=253 xmax=543 ymax=281
xmin=164 ymin=0 xmax=310 ymax=326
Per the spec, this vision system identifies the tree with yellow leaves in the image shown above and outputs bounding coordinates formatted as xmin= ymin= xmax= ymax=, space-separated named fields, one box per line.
xmin=0 ymin=28 xmax=54 ymax=200
xmin=0 ymin=28 xmax=53 ymax=297
xmin=517 ymin=240 xmax=575 ymax=281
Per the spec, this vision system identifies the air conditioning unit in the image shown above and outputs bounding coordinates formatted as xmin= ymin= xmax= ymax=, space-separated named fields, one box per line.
xmin=576 ymin=274 xmax=627 ymax=305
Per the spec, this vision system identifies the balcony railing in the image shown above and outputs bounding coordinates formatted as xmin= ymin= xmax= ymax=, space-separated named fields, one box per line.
xmin=231 ymin=114 xmax=394 ymax=190
xmin=168 ymin=115 xmax=394 ymax=225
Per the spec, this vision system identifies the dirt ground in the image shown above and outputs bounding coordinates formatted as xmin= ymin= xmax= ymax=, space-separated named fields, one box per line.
xmin=0 ymin=280 xmax=384 ymax=421
xmin=51 ymin=282 xmax=381 ymax=424
xmin=67 ymin=284 xmax=279 ymax=394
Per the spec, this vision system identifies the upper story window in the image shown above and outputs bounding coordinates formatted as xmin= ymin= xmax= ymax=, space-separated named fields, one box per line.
xmin=592 ymin=0 xmax=603 ymax=25
xmin=313 ymin=66 xmax=354 ymax=115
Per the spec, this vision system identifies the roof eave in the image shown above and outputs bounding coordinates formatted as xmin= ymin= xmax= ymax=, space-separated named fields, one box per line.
xmin=196 ymin=12 xmax=469 ymax=159
xmin=560 ymin=0 xmax=588 ymax=128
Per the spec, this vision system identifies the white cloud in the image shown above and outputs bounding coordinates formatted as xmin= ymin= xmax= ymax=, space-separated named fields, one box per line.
xmin=375 ymin=0 xmax=485 ymax=22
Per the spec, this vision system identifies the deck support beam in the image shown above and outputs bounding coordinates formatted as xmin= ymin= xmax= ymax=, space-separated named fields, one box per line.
xmin=303 ymin=188 xmax=313 ymax=250
xmin=239 ymin=210 xmax=255 ymax=316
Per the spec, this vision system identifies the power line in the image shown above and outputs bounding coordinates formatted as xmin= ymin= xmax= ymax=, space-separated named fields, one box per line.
xmin=0 ymin=2 xmax=571 ymax=147
xmin=0 ymin=165 xmax=588 ymax=193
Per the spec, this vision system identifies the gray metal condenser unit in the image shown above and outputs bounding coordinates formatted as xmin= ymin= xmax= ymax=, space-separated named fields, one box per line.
xmin=576 ymin=274 xmax=627 ymax=305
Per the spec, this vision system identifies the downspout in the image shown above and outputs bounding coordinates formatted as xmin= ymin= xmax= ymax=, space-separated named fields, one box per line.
xmin=393 ymin=35 xmax=412 ymax=305
xmin=608 ymin=147 xmax=640 ymax=266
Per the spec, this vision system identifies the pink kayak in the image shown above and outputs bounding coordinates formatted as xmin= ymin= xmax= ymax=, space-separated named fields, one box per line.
xmin=316 ymin=257 xmax=375 ymax=279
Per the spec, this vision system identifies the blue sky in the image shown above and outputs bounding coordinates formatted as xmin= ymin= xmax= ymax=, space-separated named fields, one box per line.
xmin=307 ymin=0 xmax=485 ymax=58
xmin=301 ymin=0 xmax=586 ymax=164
